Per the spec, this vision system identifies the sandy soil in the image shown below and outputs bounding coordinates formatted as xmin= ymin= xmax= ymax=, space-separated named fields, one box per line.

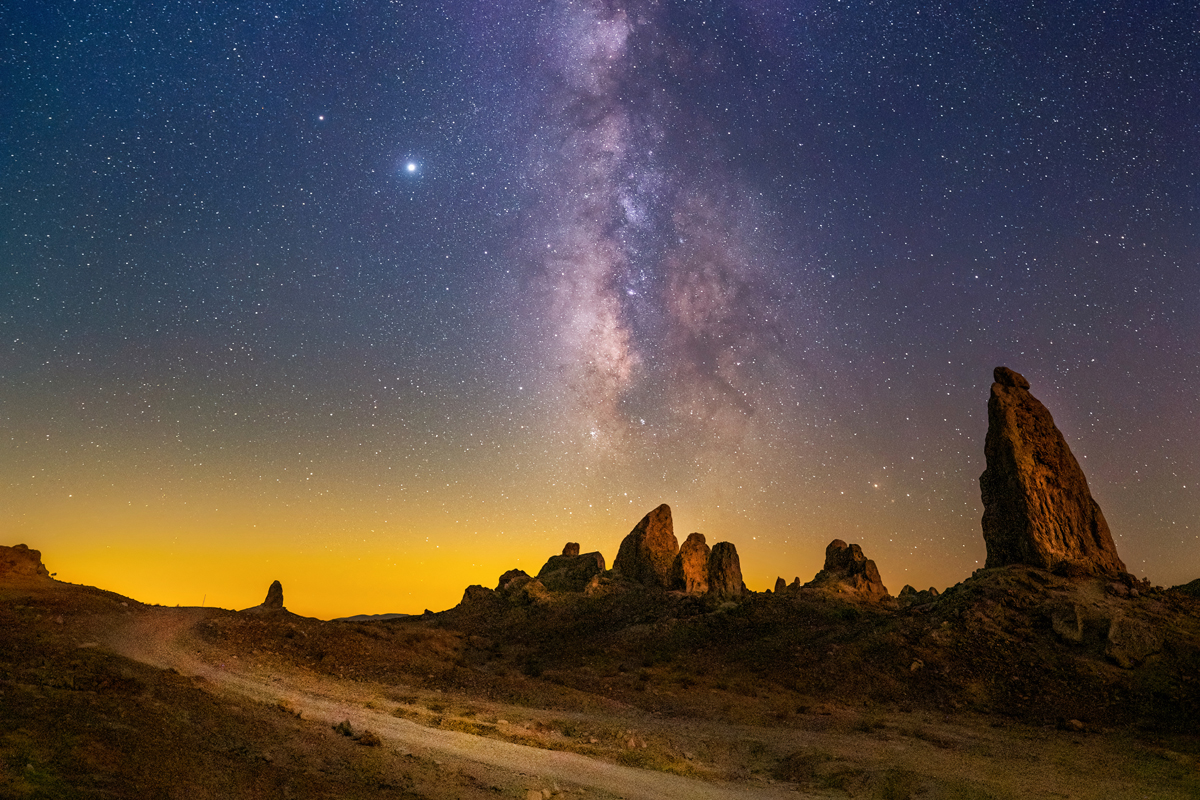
xmin=102 ymin=607 xmax=807 ymax=800
xmin=95 ymin=605 xmax=1200 ymax=800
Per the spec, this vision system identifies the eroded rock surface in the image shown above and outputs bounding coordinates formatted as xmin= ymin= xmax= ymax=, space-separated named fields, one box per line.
xmin=612 ymin=504 xmax=679 ymax=588
xmin=707 ymin=542 xmax=744 ymax=597
xmin=805 ymin=540 xmax=890 ymax=600
xmin=672 ymin=533 xmax=710 ymax=594
xmin=0 ymin=544 xmax=50 ymax=579
xmin=537 ymin=549 xmax=606 ymax=592
xmin=980 ymin=366 xmax=1126 ymax=576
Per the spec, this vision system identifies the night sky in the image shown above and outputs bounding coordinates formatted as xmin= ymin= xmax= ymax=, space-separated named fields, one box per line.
xmin=3 ymin=0 xmax=1197 ymax=618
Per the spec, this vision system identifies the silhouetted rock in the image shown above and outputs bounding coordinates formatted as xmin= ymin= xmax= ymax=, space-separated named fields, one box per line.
xmin=980 ymin=366 xmax=1126 ymax=577
xmin=262 ymin=580 xmax=284 ymax=609
xmin=707 ymin=542 xmax=744 ymax=597
xmin=537 ymin=550 xmax=605 ymax=592
xmin=672 ymin=533 xmax=710 ymax=593
xmin=774 ymin=576 xmax=787 ymax=593
xmin=497 ymin=569 xmax=531 ymax=591
xmin=612 ymin=504 xmax=679 ymax=588
xmin=1171 ymin=578 xmax=1200 ymax=597
xmin=0 ymin=544 xmax=50 ymax=579
xmin=561 ymin=542 xmax=580 ymax=557
xmin=460 ymin=584 xmax=497 ymax=606
xmin=805 ymin=540 xmax=890 ymax=600
xmin=897 ymin=585 xmax=940 ymax=608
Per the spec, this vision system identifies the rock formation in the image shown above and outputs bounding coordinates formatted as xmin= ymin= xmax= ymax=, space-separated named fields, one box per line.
xmin=979 ymin=366 xmax=1126 ymax=577
xmin=773 ymin=577 xmax=787 ymax=593
xmin=805 ymin=540 xmax=890 ymax=600
xmin=497 ymin=569 xmax=531 ymax=591
xmin=612 ymin=504 xmax=679 ymax=588
xmin=0 ymin=544 xmax=50 ymax=579
xmin=262 ymin=580 xmax=284 ymax=609
xmin=537 ymin=546 xmax=605 ymax=592
xmin=707 ymin=542 xmax=744 ymax=597
xmin=672 ymin=533 xmax=711 ymax=593
xmin=897 ymin=585 xmax=939 ymax=608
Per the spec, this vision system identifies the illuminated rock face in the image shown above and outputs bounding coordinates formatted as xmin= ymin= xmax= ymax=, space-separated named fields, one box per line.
xmin=980 ymin=366 xmax=1126 ymax=577
xmin=0 ymin=544 xmax=50 ymax=579
xmin=537 ymin=547 xmax=606 ymax=592
xmin=613 ymin=504 xmax=679 ymax=588
xmin=706 ymin=542 xmax=744 ymax=597
xmin=806 ymin=540 xmax=890 ymax=600
xmin=673 ymin=533 xmax=711 ymax=594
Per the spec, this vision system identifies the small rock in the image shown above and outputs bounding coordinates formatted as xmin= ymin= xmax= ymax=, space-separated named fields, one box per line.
xmin=909 ymin=659 xmax=924 ymax=672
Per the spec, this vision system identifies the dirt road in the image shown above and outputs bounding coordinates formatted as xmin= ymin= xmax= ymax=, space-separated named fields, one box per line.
xmin=103 ymin=608 xmax=809 ymax=800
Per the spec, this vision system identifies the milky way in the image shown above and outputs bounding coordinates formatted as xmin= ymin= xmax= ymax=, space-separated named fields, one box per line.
xmin=2 ymin=0 xmax=1196 ymax=616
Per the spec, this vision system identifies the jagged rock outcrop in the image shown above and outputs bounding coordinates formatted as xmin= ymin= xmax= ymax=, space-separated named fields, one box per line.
xmin=773 ymin=576 xmax=787 ymax=593
xmin=262 ymin=580 xmax=284 ymax=609
xmin=805 ymin=540 xmax=890 ymax=600
xmin=897 ymin=585 xmax=940 ymax=608
xmin=672 ymin=533 xmax=710 ymax=593
xmin=0 ymin=544 xmax=50 ymax=579
xmin=707 ymin=542 xmax=744 ymax=597
xmin=497 ymin=569 xmax=531 ymax=591
xmin=612 ymin=504 xmax=679 ymax=588
xmin=537 ymin=547 xmax=605 ymax=592
xmin=980 ymin=366 xmax=1126 ymax=577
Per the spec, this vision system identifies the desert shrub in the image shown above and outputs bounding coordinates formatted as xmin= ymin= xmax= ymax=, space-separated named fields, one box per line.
xmin=356 ymin=729 xmax=382 ymax=747
xmin=332 ymin=720 xmax=354 ymax=737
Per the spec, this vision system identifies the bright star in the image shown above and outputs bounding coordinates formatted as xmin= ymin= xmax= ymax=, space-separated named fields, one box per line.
xmin=406 ymin=162 xmax=417 ymax=173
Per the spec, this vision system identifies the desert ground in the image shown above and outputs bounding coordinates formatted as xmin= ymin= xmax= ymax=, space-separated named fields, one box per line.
xmin=3 ymin=553 xmax=1199 ymax=800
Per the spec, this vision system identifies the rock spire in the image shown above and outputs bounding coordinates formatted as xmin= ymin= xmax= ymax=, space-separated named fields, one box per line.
xmin=979 ymin=366 xmax=1125 ymax=576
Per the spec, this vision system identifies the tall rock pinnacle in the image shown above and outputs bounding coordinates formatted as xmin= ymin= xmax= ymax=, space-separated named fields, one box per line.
xmin=979 ymin=366 xmax=1126 ymax=576
xmin=613 ymin=504 xmax=679 ymax=588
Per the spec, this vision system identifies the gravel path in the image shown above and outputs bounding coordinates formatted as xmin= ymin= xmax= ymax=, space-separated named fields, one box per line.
xmin=105 ymin=608 xmax=809 ymax=800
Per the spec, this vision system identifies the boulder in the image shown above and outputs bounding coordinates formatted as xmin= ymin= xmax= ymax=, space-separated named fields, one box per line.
xmin=707 ymin=542 xmax=744 ymax=597
xmin=561 ymin=542 xmax=580 ymax=557
xmin=1051 ymin=604 xmax=1085 ymax=643
xmin=537 ymin=550 xmax=606 ymax=592
xmin=672 ymin=533 xmax=710 ymax=593
xmin=979 ymin=366 xmax=1126 ymax=576
xmin=612 ymin=504 xmax=679 ymax=588
xmin=774 ymin=576 xmax=787 ymax=593
xmin=460 ymin=584 xmax=497 ymax=607
xmin=262 ymin=580 xmax=284 ymax=609
xmin=0 ymin=544 xmax=50 ymax=579
xmin=805 ymin=540 xmax=890 ymax=600
xmin=1105 ymin=615 xmax=1161 ymax=668
xmin=497 ymin=569 xmax=531 ymax=591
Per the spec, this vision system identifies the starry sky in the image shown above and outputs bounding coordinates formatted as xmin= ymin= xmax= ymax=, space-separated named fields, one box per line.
xmin=3 ymin=0 xmax=1197 ymax=618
